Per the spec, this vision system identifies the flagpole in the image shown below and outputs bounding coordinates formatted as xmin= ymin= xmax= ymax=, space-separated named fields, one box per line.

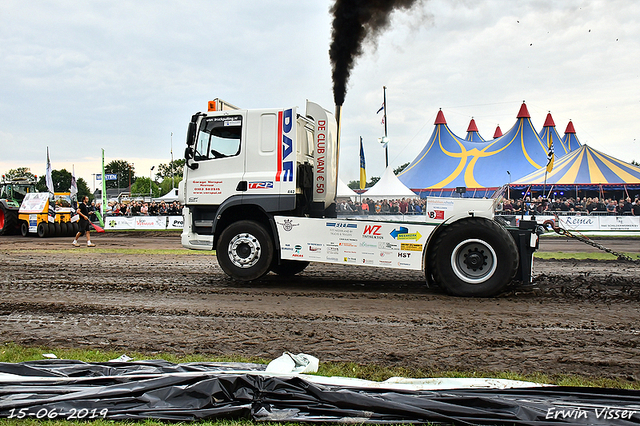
xmin=101 ymin=149 xmax=107 ymax=222
xmin=171 ymin=132 xmax=174 ymax=189
xmin=383 ymin=86 xmax=388 ymax=168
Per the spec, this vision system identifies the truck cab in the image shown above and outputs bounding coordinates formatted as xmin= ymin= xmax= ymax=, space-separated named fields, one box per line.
xmin=180 ymin=99 xmax=337 ymax=250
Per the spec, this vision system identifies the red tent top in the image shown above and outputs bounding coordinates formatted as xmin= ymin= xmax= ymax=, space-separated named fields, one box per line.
xmin=434 ymin=109 xmax=447 ymax=125
xmin=542 ymin=112 xmax=556 ymax=127
xmin=564 ymin=120 xmax=576 ymax=134
xmin=466 ymin=118 xmax=479 ymax=132
xmin=493 ymin=125 xmax=503 ymax=139
xmin=517 ymin=102 xmax=531 ymax=118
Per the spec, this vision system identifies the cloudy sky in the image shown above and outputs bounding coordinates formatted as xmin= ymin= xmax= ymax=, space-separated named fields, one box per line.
xmin=1 ymin=0 xmax=639 ymax=189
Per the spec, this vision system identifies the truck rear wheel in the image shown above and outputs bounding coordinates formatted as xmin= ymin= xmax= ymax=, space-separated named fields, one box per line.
xmin=216 ymin=220 xmax=273 ymax=281
xmin=270 ymin=260 xmax=310 ymax=276
xmin=428 ymin=218 xmax=518 ymax=297
xmin=20 ymin=222 xmax=29 ymax=237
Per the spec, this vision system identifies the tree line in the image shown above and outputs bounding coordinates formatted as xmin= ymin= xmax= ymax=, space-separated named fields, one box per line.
xmin=2 ymin=159 xmax=185 ymax=201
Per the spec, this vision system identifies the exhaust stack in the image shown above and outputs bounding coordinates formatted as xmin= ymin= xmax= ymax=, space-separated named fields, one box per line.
xmin=334 ymin=104 xmax=342 ymax=177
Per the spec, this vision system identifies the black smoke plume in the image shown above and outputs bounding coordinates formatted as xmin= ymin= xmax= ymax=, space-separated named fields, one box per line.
xmin=329 ymin=0 xmax=420 ymax=106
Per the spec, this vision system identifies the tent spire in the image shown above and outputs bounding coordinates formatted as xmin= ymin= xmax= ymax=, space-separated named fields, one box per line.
xmin=564 ymin=120 xmax=576 ymax=134
xmin=542 ymin=112 xmax=556 ymax=127
xmin=517 ymin=101 xmax=531 ymax=118
xmin=466 ymin=118 xmax=479 ymax=132
xmin=434 ymin=109 xmax=447 ymax=125
xmin=493 ymin=125 xmax=503 ymax=139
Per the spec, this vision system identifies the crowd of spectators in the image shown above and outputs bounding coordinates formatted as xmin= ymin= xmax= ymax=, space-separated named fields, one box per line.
xmin=103 ymin=200 xmax=183 ymax=217
xmin=499 ymin=196 xmax=640 ymax=216
xmin=337 ymin=195 xmax=640 ymax=217
xmin=338 ymin=198 xmax=426 ymax=215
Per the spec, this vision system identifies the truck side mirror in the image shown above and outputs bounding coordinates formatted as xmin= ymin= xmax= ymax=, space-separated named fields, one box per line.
xmin=186 ymin=121 xmax=196 ymax=147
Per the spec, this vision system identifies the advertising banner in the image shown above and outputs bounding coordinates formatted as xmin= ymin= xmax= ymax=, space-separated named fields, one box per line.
xmin=103 ymin=216 xmax=183 ymax=230
xmin=599 ymin=215 xmax=640 ymax=231
xmin=557 ymin=215 xmax=599 ymax=231
xmin=19 ymin=193 xmax=49 ymax=214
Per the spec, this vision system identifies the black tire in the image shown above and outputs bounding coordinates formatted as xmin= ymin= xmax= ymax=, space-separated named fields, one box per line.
xmin=72 ymin=222 xmax=79 ymax=234
xmin=20 ymin=221 xmax=29 ymax=237
xmin=60 ymin=222 xmax=68 ymax=236
xmin=54 ymin=222 xmax=61 ymax=237
xmin=270 ymin=259 xmax=310 ymax=276
xmin=0 ymin=204 xmax=18 ymax=235
xmin=37 ymin=222 xmax=48 ymax=238
xmin=216 ymin=220 xmax=273 ymax=281
xmin=47 ymin=223 xmax=55 ymax=237
xmin=427 ymin=217 xmax=519 ymax=297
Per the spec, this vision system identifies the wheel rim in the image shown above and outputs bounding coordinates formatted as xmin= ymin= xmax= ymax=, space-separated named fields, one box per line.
xmin=450 ymin=238 xmax=498 ymax=284
xmin=228 ymin=232 xmax=261 ymax=268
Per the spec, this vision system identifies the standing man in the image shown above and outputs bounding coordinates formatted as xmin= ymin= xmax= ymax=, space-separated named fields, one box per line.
xmin=72 ymin=195 xmax=96 ymax=247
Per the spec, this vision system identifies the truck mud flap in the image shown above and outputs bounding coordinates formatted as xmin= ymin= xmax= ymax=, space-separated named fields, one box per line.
xmin=507 ymin=220 xmax=539 ymax=284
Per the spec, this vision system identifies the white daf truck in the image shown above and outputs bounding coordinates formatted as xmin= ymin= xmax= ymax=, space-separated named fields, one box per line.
xmin=179 ymin=99 xmax=539 ymax=297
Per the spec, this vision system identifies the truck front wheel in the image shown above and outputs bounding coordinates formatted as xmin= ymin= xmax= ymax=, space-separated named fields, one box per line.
xmin=428 ymin=218 xmax=519 ymax=297
xmin=216 ymin=220 xmax=273 ymax=281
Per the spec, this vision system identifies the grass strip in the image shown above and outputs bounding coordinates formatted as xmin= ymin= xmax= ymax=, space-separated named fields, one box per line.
xmin=1 ymin=342 xmax=637 ymax=390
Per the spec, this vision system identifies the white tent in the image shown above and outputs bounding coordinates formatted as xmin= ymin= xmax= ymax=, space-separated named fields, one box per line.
xmin=153 ymin=188 xmax=179 ymax=202
xmin=361 ymin=167 xmax=417 ymax=200
xmin=337 ymin=178 xmax=359 ymax=200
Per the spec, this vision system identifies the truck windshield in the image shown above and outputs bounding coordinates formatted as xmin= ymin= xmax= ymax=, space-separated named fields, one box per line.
xmin=195 ymin=115 xmax=242 ymax=160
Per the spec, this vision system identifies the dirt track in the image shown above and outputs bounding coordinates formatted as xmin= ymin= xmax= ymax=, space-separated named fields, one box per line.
xmin=1 ymin=232 xmax=639 ymax=379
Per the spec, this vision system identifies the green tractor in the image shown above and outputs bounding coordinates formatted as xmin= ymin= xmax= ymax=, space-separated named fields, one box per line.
xmin=0 ymin=177 xmax=38 ymax=235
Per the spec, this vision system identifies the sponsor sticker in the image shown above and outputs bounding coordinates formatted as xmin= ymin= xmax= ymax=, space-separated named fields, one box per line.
xmin=401 ymin=243 xmax=423 ymax=252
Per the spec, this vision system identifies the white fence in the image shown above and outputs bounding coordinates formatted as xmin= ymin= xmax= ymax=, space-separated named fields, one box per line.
xmin=103 ymin=216 xmax=183 ymax=231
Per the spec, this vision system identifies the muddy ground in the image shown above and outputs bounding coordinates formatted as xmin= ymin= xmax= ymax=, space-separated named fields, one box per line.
xmin=1 ymin=232 xmax=639 ymax=380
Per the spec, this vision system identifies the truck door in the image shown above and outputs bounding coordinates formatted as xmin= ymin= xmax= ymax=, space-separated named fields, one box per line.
xmin=184 ymin=113 xmax=246 ymax=206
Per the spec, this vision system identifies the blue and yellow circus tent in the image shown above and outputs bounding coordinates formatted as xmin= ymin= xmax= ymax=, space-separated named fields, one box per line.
xmin=398 ymin=102 xmax=551 ymax=196
xmin=512 ymin=144 xmax=640 ymax=191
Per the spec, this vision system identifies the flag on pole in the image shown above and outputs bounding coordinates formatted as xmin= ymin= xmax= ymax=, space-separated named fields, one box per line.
xmin=376 ymin=103 xmax=384 ymax=114
xmin=45 ymin=147 xmax=56 ymax=221
xmin=45 ymin=147 xmax=54 ymax=194
xmin=546 ymin=132 xmax=554 ymax=173
xmin=70 ymin=166 xmax=78 ymax=200
xmin=359 ymin=137 xmax=366 ymax=190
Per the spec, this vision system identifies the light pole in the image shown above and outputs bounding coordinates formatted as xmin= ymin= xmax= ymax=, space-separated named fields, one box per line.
xmin=507 ymin=171 xmax=511 ymax=200
xmin=149 ymin=166 xmax=155 ymax=201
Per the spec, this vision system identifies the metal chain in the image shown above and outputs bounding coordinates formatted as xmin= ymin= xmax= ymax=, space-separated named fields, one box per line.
xmin=543 ymin=218 xmax=640 ymax=263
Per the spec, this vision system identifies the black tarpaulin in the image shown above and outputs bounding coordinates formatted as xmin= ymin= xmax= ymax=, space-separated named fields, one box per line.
xmin=1 ymin=360 xmax=640 ymax=425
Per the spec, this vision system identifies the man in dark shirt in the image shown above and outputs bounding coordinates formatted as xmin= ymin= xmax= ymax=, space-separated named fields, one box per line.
xmin=72 ymin=195 xmax=95 ymax=247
